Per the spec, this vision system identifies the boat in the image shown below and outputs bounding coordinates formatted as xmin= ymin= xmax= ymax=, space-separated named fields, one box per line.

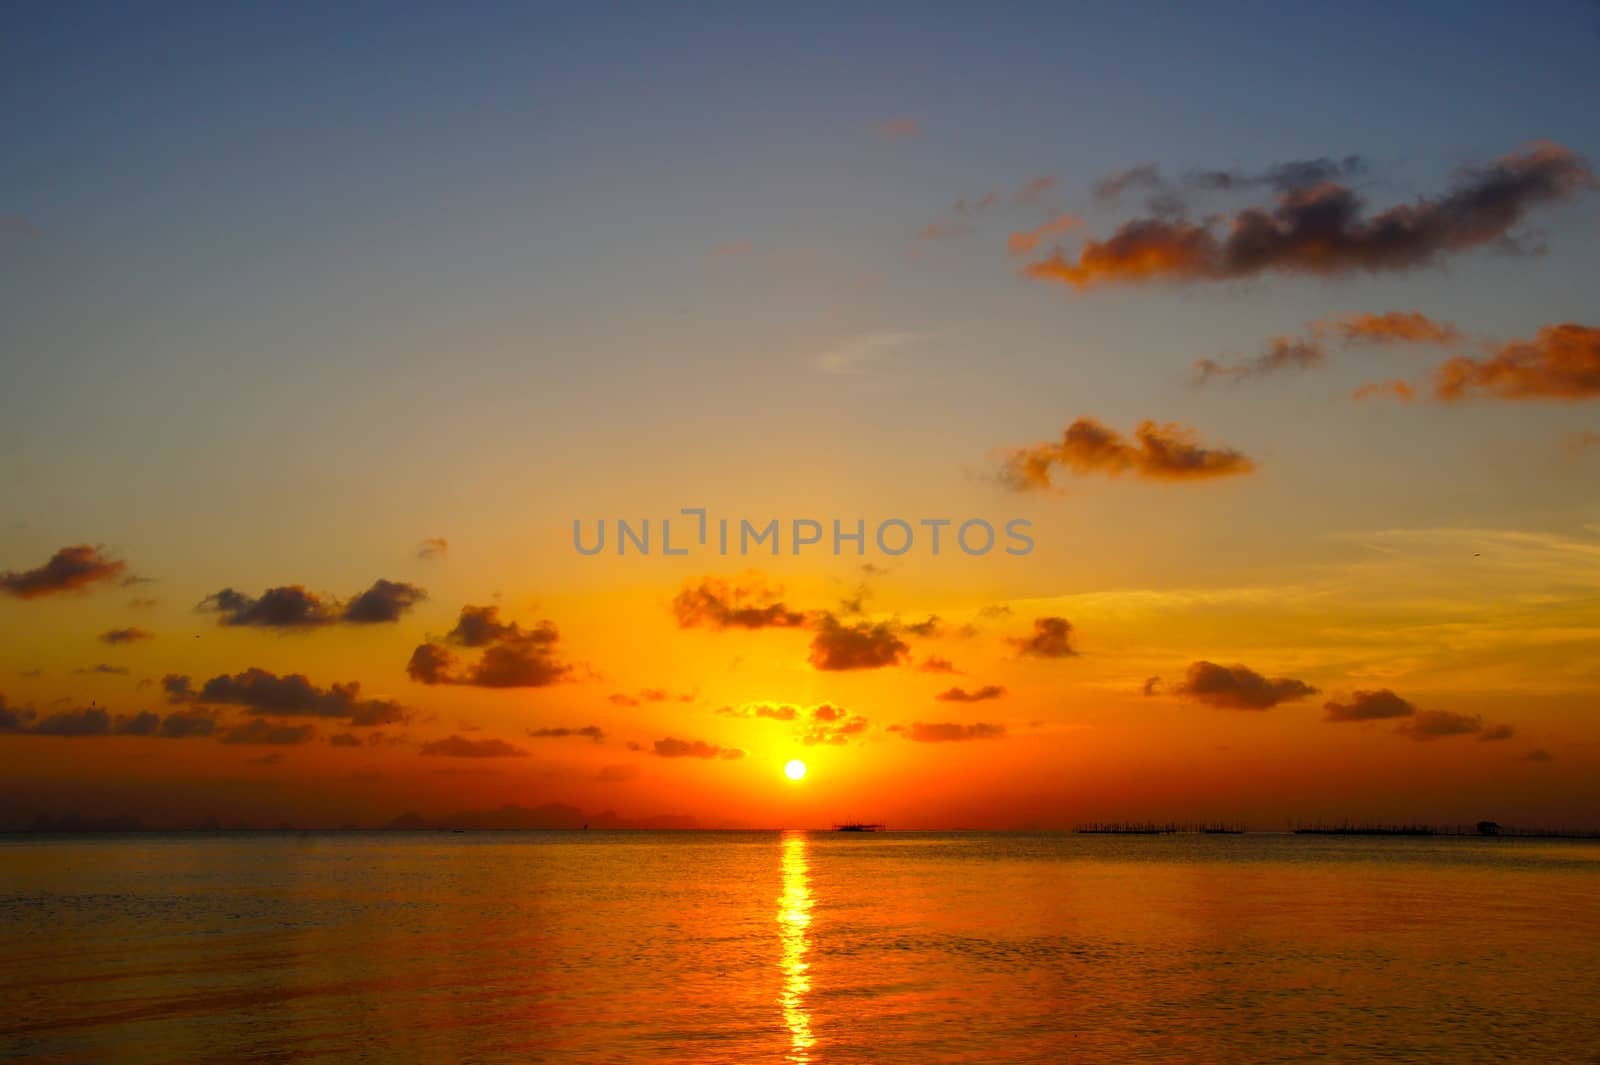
xmin=832 ymin=822 xmax=885 ymax=832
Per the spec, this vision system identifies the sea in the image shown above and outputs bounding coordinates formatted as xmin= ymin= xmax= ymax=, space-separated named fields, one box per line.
xmin=1 ymin=831 xmax=1597 ymax=1063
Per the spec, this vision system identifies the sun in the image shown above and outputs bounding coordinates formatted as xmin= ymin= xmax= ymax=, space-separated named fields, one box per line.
xmin=784 ymin=759 xmax=807 ymax=781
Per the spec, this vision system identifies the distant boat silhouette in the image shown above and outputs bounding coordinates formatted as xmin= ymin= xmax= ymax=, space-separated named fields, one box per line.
xmin=833 ymin=822 xmax=885 ymax=832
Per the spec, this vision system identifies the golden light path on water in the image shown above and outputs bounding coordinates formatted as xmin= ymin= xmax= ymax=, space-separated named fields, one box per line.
xmin=778 ymin=830 xmax=816 ymax=1063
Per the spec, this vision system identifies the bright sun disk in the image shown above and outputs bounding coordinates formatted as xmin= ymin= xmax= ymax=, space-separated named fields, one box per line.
xmin=784 ymin=759 xmax=807 ymax=781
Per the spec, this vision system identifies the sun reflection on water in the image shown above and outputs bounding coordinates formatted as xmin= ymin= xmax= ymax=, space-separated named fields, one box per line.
xmin=778 ymin=830 xmax=816 ymax=1062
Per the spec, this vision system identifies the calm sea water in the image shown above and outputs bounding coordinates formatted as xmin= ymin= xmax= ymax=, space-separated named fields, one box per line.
xmin=1 ymin=831 xmax=1597 ymax=1063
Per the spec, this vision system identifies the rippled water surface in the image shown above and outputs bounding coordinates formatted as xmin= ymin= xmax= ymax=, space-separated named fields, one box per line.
xmin=2 ymin=831 xmax=1597 ymax=1063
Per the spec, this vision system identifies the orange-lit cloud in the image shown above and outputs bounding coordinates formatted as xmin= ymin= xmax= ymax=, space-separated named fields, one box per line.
xmin=1193 ymin=336 xmax=1326 ymax=385
xmin=1 ymin=545 xmax=126 ymax=600
xmin=652 ymin=737 xmax=745 ymax=760
xmin=934 ymin=684 xmax=1006 ymax=703
xmin=1194 ymin=310 xmax=1461 ymax=386
xmin=1434 ymin=323 xmax=1600 ymax=401
xmin=1167 ymin=661 xmax=1319 ymax=710
xmin=1008 ymin=616 xmax=1077 ymax=659
xmin=420 ymin=735 xmax=527 ymax=757
xmin=201 ymin=579 xmax=425 ymax=629
xmin=1007 ymin=214 xmax=1083 ymax=256
xmin=892 ymin=721 xmax=1006 ymax=742
xmin=672 ymin=575 xmax=808 ymax=630
xmin=407 ymin=605 xmax=573 ymax=689
xmin=876 ymin=117 xmax=921 ymax=141
xmin=166 ymin=668 xmax=408 ymax=726
xmin=797 ymin=704 xmax=871 ymax=746
xmin=1033 ymin=143 xmax=1593 ymax=289
xmin=999 ymin=417 xmax=1256 ymax=490
xmin=716 ymin=703 xmax=800 ymax=721
xmin=917 ymin=655 xmax=961 ymax=674
xmin=1329 ymin=311 xmax=1463 ymax=347
xmin=1351 ymin=379 xmax=1417 ymax=403
xmin=98 ymin=627 xmax=152 ymax=645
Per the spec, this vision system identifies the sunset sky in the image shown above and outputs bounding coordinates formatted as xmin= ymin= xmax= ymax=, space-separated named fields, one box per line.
xmin=3 ymin=3 xmax=1598 ymax=830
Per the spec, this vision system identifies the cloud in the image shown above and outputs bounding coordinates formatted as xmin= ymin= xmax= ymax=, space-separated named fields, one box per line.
xmin=808 ymin=615 xmax=909 ymax=671
xmin=998 ymin=417 xmax=1256 ymax=490
xmin=200 ymin=579 xmax=425 ymax=629
xmin=1008 ymin=214 xmax=1083 ymax=256
xmin=897 ymin=721 xmax=1006 ymax=742
xmin=716 ymin=703 xmax=801 ymax=721
xmin=1 ymin=545 xmax=126 ymax=599
xmin=73 ymin=664 xmax=129 ymax=676
xmin=1192 ymin=335 xmax=1326 ymax=385
xmin=707 ymin=239 xmax=753 ymax=257
xmin=1352 ymin=379 xmax=1417 ymax=403
xmin=407 ymin=605 xmax=572 ymax=689
xmin=99 ymin=627 xmax=153 ymax=645
xmin=1093 ymin=163 xmax=1163 ymax=205
xmin=128 ymin=597 xmax=158 ymax=609
xmin=1434 ymin=323 xmax=1600 ymax=402
xmin=158 ymin=710 xmax=217 ymax=738
xmin=220 ymin=719 xmax=316 ymax=746
xmin=797 ymin=704 xmax=871 ymax=746
xmin=917 ymin=220 xmax=971 ymax=241
xmin=1008 ymin=617 xmax=1078 ymax=659
xmin=1477 ymin=723 xmax=1516 ymax=742
xmin=1524 ymin=748 xmax=1554 ymax=762
xmin=165 ymin=668 xmax=407 ymax=726
xmin=1324 ymin=688 xmax=1418 ymax=722
xmin=876 ymin=117 xmax=921 ymax=141
xmin=1565 ymin=430 xmax=1600 ymax=455
xmin=330 ymin=732 xmax=363 ymax=747
xmin=1034 ymin=143 xmax=1593 ymax=289
xmin=935 ymin=684 xmax=1006 ymax=703
xmin=0 ymin=703 xmax=195 ymax=739
xmin=917 ymin=655 xmax=961 ymax=674
xmin=652 ymin=737 xmax=746 ymax=760
xmin=814 ymin=330 xmax=932 ymax=375
xmin=526 ymin=725 xmax=606 ymax=744
xmin=672 ymin=575 xmax=808 ymax=630
xmin=416 ymin=537 xmax=449 ymax=560
xmin=1194 ymin=310 xmax=1460 ymax=386
xmin=1169 ymin=661 xmax=1319 ymax=710
xmin=1014 ymin=175 xmax=1057 ymax=206
xmin=1395 ymin=709 xmax=1485 ymax=741
xmin=1185 ymin=155 xmax=1369 ymax=194
xmin=1142 ymin=676 xmax=1163 ymax=696
xmin=420 ymin=735 xmax=528 ymax=757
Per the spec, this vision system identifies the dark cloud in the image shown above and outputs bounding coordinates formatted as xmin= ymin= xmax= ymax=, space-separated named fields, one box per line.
xmin=407 ymin=605 xmax=572 ymax=689
xmin=99 ymin=627 xmax=153 ymax=645
xmin=1034 ymin=143 xmax=1594 ymax=289
xmin=898 ymin=721 xmax=1007 ymax=742
xmin=201 ymin=579 xmax=425 ymax=629
xmin=416 ymin=537 xmax=449 ymax=560
xmin=157 ymin=710 xmax=216 ymax=738
xmin=999 ymin=417 xmax=1255 ymax=490
xmin=73 ymin=664 xmax=130 ymax=676
xmin=1185 ymin=155 xmax=1368 ymax=194
xmin=527 ymin=725 xmax=606 ymax=743
xmin=1524 ymin=748 xmax=1554 ymax=762
xmin=1324 ymin=689 xmax=1418 ymax=722
xmin=1009 ymin=617 xmax=1078 ymax=659
xmin=672 ymin=575 xmax=808 ymax=630
xmin=420 ymin=734 xmax=528 ymax=757
xmin=220 ymin=719 xmax=316 ymax=746
xmin=1093 ymin=163 xmax=1163 ymax=205
xmin=1435 ymin=323 xmax=1600 ymax=401
xmin=917 ymin=656 xmax=961 ymax=674
xmin=1193 ymin=336 xmax=1326 ymax=385
xmin=1395 ymin=710 xmax=1485 ymax=741
xmin=329 ymin=732 xmax=363 ymax=747
xmin=1 ymin=545 xmax=126 ymax=599
xmin=652 ymin=737 xmax=746 ymax=760
xmin=935 ymin=685 xmax=1006 ymax=703
xmin=1478 ymin=723 xmax=1516 ymax=742
xmin=166 ymin=668 xmax=406 ymax=726
xmin=808 ymin=615 xmax=909 ymax=671
xmin=1169 ymin=661 xmax=1319 ymax=710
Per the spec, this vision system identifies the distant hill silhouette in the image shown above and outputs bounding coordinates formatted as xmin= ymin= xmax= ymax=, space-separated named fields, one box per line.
xmin=384 ymin=802 xmax=700 ymax=831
